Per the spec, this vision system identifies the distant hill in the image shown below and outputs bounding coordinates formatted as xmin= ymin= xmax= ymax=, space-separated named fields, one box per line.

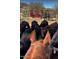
xmin=20 ymin=3 xmax=28 ymax=8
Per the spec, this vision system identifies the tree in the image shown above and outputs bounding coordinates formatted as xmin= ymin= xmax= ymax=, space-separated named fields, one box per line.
xmin=29 ymin=2 xmax=44 ymax=10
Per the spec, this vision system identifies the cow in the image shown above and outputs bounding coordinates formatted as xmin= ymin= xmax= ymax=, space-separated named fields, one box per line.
xmin=20 ymin=21 xmax=30 ymax=38
xmin=20 ymin=28 xmax=31 ymax=59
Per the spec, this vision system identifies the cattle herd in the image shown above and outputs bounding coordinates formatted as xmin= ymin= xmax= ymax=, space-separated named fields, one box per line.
xmin=20 ymin=20 xmax=58 ymax=59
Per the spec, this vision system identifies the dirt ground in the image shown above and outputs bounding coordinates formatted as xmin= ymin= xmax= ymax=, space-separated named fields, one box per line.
xmin=20 ymin=17 xmax=57 ymax=26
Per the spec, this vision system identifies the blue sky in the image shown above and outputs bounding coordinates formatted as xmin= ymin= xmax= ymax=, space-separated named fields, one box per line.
xmin=20 ymin=0 xmax=58 ymax=8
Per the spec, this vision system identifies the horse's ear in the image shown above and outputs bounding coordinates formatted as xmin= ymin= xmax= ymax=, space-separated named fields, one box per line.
xmin=43 ymin=31 xmax=51 ymax=45
xmin=30 ymin=30 xmax=36 ymax=43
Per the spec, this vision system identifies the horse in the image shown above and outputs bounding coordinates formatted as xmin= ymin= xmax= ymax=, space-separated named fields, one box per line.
xmin=24 ymin=30 xmax=52 ymax=59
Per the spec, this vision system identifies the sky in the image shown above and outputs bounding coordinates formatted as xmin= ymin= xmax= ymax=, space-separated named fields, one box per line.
xmin=20 ymin=0 xmax=58 ymax=8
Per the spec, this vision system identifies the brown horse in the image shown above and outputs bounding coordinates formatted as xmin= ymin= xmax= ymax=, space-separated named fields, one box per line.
xmin=24 ymin=30 xmax=52 ymax=59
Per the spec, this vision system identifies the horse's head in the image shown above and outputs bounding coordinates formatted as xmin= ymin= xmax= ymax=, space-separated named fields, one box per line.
xmin=24 ymin=30 xmax=51 ymax=59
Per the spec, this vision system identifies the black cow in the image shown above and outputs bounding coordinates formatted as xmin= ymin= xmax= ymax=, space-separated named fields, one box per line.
xmin=31 ymin=21 xmax=41 ymax=40
xmin=48 ymin=22 xmax=58 ymax=38
xmin=20 ymin=28 xmax=31 ymax=59
xmin=40 ymin=20 xmax=48 ymax=39
xmin=20 ymin=21 xmax=30 ymax=38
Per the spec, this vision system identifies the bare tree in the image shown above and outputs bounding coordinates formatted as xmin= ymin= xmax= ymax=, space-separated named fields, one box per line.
xmin=29 ymin=2 xmax=44 ymax=10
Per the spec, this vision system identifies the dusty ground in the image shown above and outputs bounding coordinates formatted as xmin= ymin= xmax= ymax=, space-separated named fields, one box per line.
xmin=20 ymin=17 xmax=57 ymax=26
